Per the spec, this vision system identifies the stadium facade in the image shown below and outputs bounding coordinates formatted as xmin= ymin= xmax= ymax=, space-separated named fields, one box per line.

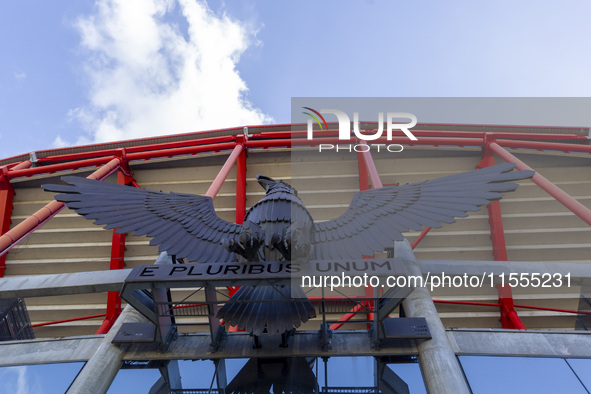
xmin=0 ymin=122 xmax=590 ymax=393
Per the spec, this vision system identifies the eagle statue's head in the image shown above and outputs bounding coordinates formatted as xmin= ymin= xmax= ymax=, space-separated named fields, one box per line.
xmin=256 ymin=174 xmax=299 ymax=196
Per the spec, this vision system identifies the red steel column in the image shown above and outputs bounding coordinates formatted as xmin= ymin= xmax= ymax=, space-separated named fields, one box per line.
xmin=498 ymin=284 xmax=526 ymax=329
xmin=0 ymin=168 xmax=15 ymax=277
xmin=0 ymin=161 xmax=33 ymax=276
xmin=478 ymin=135 xmax=508 ymax=261
xmin=97 ymin=153 xmax=137 ymax=335
xmin=228 ymin=136 xmax=247 ymax=300
xmin=358 ymin=142 xmax=383 ymax=325
xmin=357 ymin=141 xmax=370 ymax=191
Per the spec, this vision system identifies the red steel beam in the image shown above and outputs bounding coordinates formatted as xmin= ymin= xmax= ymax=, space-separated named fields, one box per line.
xmin=8 ymin=135 xmax=586 ymax=180
xmin=489 ymin=142 xmax=591 ymax=226
xmin=37 ymin=135 xmax=237 ymax=164
xmin=8 ymin=156 xmax=117 ymax=179
xmin=30 ymin=124 xmax=271 ymax=164
xmin=410 ymin=227 xmax=432 ymax=250
xmin=432 ymin=299 xmax=591 ymax=316
xmin=205 ymin=144 xmax=244 ymax=199
xmin=4 ymin=127 xmax=587 ymax=172
xmin=330 ymin=303 xmax=366 ymax=331
xmin=255 ymin=128 xmax=587 ymax=142
xmin=251 ymin=135 xmax=591 ymax=154
xmin=33 ymin=313 xmax=107 ymax=328
xmin=9 ymin=160 xmax=33 ymax=170
xmin=496 ymin=138 xmax=591 ymax=154
xmin=7 ymin=142 xmax=236 ymax=180
xmin=126 ymin=142 xmax=236 ymax=163
xmin=0 ymin=157 xmax=122 ymax=258
xmin=434 ymin=300 xmax=501 ymax=308
xmin=513 ymin=303 xmax=591 ymax=316
xmin=248 ymin=136 xmax=487 ymax=150
xmin=404 ymin=131 xmax=587 ymax=141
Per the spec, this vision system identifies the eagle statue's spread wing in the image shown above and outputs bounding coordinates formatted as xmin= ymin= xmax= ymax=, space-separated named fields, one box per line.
xmin=312 ymin=163 xmax=535 ymax=259
xmin=43 ymin=176 xmax=241 ymax=263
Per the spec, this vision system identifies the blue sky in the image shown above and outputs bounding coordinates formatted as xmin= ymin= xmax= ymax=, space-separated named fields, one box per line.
xmin=1 ymin=0 xmax=591 ymax=160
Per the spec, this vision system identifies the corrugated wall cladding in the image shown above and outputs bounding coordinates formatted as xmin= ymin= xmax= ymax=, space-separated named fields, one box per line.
xmin=4 ymin=141 xmax=591 ymax=337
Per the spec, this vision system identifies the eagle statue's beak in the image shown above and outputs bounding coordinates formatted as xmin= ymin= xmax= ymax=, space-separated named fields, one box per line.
xmin=256 ymin=175 xmax=276 ymax=191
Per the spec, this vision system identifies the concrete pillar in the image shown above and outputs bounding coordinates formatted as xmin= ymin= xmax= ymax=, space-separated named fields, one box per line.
xmin=67 ymin=304 xmax=148 ymax=394
xmin=68 ymin=253 xmax=173 ymax=394
xmin=397 ymin=240 xmax=470 ymax=394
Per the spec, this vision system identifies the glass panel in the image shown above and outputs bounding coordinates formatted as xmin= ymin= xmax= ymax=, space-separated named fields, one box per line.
xmin=387 ymin=363 xmax=427 ymax=394
xmin=566 ymin=358 xmax=591 ymax=391
xmin=317 ymin=356 xmax=375 ymax=388
xmin=107 ymin=367 xmax=162 ymax=393
xmin=0 ymin=362 xmax=84 ymax=394
xmin=109 ymin=359 xmax=254 ymax=392
xmin=177 ymin=359 xmax=218 ymax=389
xmin=108 ymin=356 xmax=426 ymax=392
xmin=460 ymin=356 xmax=588 ymax=394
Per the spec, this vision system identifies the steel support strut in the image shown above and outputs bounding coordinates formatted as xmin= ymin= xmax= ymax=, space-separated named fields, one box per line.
xmin=399 ymin=240 xmax=471 ymax=393
xmin=489 ymin=142 xmax=591 ymax=226
xmin=411 ymin=227 xmax=431 ymax=250
xmin=205 ymin=143 xmax=244 ymax=198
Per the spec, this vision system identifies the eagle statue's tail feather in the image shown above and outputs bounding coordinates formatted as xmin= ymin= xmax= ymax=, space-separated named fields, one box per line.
xmin=218 ymin=285 xmax=316 ymax=336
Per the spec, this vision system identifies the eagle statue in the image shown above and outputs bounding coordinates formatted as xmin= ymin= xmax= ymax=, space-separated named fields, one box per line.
xmin=43 ymin=163 xmax=534 ymax=335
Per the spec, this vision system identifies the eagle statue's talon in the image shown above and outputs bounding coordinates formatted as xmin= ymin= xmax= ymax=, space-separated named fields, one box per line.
xmin=223 ymin=222 xmax=265 ymax=261
xmin=270 ymin=232 xmax=290 ymax=260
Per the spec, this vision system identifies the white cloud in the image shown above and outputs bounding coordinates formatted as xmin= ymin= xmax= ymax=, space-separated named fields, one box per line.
xmin=13 ymin=71 xmax=26 ymax=80
xmin=71 ymin=0 xmax=271 ymax=145
xmin=52 ymin=135 xmax=70 ymax=149
xmin=0 ymin=366 xmax=30 ymax=394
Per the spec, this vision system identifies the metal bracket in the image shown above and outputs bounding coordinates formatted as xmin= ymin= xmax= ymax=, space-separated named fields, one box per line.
xmin=318 ymin=323 xmax=332 ymax=350
xmin=209 ymin=325 xmax=226 ymax=352
xmin=280 ymin=328 xmax=296 ymax=348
